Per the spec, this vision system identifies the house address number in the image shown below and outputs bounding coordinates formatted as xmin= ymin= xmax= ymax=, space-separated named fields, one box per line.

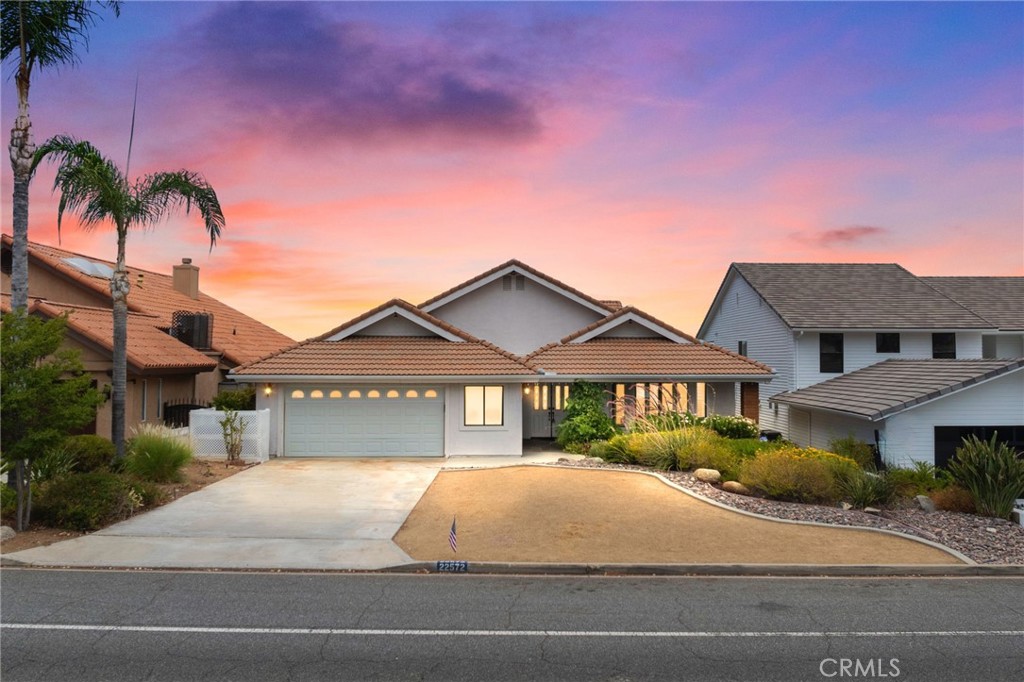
xmin=436 ymin=560 xmax=469 ymax=572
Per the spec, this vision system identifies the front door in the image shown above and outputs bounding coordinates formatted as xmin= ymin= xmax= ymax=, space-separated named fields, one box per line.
xmin=740 ymin=383 xmax=759 ymax=422
xmin=522 ymin=384 xmax=571 ymax=438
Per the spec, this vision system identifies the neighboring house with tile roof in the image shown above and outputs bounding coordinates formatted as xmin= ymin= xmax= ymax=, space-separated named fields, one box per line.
xmin=235 ymin=261 xmax=772 ymax=458
xmin=698 ymin=263 xmax=1024 ymax=466
xmin=1 ymin=235 xmax=295 ymax=437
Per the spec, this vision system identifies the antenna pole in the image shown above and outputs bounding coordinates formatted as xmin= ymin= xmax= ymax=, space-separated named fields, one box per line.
xmin=126 ymin=74 xmax=139 ymax=176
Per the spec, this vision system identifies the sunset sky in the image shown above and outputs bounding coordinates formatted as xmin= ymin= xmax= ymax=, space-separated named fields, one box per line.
xmin=3 ymin=1 xmax=1021 ymax=342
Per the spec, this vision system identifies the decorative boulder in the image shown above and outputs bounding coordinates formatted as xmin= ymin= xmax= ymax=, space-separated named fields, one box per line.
xmin=0 ymin=526 xmax=15 ymax=542
xmin=863 ymin=507 xmax=882 ymax=515
xmin=721 ymin=481 xmax=750 ymax=495
xmin=915 ymin=495 xmax=936 ymax=513
xmin=694 ymin=468 xmax=721 ymax=483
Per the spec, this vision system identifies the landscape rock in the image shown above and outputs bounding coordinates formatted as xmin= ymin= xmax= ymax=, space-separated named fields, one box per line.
xmin=915 ymin=495 xmax=936 ymax=513
xmin=0 ymin=526 xmax=15 ymax=542
xmin=863 ymin=507 xmax=881 ymax=515
xmin=721 ymin=481 xmax=750 ymax=496
xmin=693 ymin=468 xmax=721 ymax=483
xmin=840 ymin=502 xmax=853 ymax=511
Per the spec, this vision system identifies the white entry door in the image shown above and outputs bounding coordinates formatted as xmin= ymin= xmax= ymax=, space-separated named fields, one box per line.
xmin=284 ymin=386 xmax=443 ymax=457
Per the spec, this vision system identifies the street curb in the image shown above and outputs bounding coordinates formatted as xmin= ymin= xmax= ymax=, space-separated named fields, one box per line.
xmin=386 ymin=562 xmax=1024 ymax=577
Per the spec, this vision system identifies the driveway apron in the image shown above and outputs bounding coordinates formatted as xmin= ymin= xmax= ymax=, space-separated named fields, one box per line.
xmin=6 ymin=459 xmax=443 ymax=570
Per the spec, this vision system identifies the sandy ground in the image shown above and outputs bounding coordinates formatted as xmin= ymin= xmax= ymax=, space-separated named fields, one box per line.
xmin=394 ymin=466 xmax=962 ymax=565
xmin=1 ymin=459 xmax=248 ymax=554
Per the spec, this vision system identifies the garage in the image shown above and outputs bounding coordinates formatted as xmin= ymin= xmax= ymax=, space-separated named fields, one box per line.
xmin=284 ymin=386 xmax=443 ymax=457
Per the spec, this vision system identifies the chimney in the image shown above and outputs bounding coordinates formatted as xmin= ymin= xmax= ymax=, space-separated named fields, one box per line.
xmin=172 ymin=258 xmax=199 ymax=299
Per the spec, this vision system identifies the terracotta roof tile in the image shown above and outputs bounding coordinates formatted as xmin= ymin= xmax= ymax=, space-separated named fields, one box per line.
xmin=232 ymin=336 xmax=538 ymax=377
xmin=30 ymin=299 xmax=217 ymax=373
xmin=525 ymin=338 xmax=773 ymax=377
xmin=771 ymin=359 xmax=1024 ymax=420
xmin=4 ymin=235 xmax=294 ymax=365
xmin=419 ymin=259 xmax=615 ymax=312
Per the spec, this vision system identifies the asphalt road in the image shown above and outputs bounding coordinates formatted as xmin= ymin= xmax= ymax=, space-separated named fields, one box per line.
xmin=1 ymin=570 xmax=1022 ymax=681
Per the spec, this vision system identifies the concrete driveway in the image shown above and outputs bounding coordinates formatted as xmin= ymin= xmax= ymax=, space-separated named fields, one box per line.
xmin=5 ymin=459 xmax=444 ymax=570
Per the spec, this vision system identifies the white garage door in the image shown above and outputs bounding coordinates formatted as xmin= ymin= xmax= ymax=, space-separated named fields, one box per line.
xmin=284 ymin=386 xmax=444 ymax=457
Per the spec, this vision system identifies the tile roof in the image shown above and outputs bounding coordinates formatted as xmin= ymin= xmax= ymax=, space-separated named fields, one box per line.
xmin=729 ymin=263 xmax=992 ymax=330
xmin=315 ymin=298 xmax=478 ymax=342
xmin=232 ymin=336 xmax=538 ymax=377
xmin=419 ymin=259 xmax=615 ymax=313
xmin=4 ymin=235 xmax=294 ymax=365
xmin=770 ymin=359 xmax=1024 ymax=420
xmin=524 ymin=338 xmax=773 ymax=378
xmin=29 ymin=299 xmax=218 ymax=373
xmin=921 ymin=276 xmax=1024 ymax=331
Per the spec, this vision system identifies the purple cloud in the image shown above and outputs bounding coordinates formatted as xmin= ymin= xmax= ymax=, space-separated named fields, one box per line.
xmin=181 ymin=2 xmax=541 ymax=145
xmin=815 ymin=225 xmax=889 ymax=246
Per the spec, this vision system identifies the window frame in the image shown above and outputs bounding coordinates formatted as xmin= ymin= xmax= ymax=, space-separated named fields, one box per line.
xmin=463 ymin=385 xmax=504 ymax=427
xmin=875 ymin=333 xmax=900 ymax=354
xmin=819 ymin=333 xmax=844 ymax=374
xmin=738 ymin=340 xmax=748 ymax=356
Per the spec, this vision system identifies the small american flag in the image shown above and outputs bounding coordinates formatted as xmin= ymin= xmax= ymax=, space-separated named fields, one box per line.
xmin=449 ymin=516 xmax=458 ymax=553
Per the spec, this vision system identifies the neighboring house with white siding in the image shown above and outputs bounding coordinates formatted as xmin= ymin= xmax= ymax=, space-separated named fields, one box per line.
xmin=698 ymin=263 xmax=1024 ymax=466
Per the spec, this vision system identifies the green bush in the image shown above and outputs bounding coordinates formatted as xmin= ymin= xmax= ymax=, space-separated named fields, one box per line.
xmin=948 ymin=433 xmax=1024 ymax=519
xmin=673 ymin=427 xmax=742 ymax=479
xmin=739 ymin=448 xmax=839 ymax=503
xmin=1 ymin=484 xmax=15 ymax=519
xmin=828 ymin=436 xmax=876 ymax=470
xmin=64 ymin=435 xmax=117 ymax=473
xmin=593 ymin=434 xmax=636 ymax=464
xmin=556 ymin=381 xmax=615 ymax=451
xmin=31 ymin=445 xmax=79 ymax=483
xmin=886 ymin=461 xmax=953 ymax=497
xmin=211 ymin=386 xmax=256 ymax=411
xmin=720 ymin=437 xmax=783 ymax=459
xmin=124 ymin=477 xmax=165 ymax=508
xmin=838 ymin=469 xmax=895 ymax=509
xmin=124 ymin=424 xmax=193 ymax=483
xmin=703 ymin=414 xmax=760 ymax=439
xmin=34 ymin=472 xmax=142 ymax=531
xmin=627 ymin=411 xmax=698 ymax=433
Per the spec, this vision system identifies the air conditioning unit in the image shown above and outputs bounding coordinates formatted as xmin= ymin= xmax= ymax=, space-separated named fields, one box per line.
xmin=170 ymin=311 xmax=214 ymax=350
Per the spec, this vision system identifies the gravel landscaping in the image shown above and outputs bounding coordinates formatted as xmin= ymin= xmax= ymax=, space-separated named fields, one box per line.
xmin=549 ymin=458 xmax=1024 ymax=565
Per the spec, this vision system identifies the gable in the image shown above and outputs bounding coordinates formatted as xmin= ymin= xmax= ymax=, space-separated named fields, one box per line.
xmin=353 ymin=314 xmax=439 ymax=337
xmin=426 ymin=275 xmax=606 ymax=356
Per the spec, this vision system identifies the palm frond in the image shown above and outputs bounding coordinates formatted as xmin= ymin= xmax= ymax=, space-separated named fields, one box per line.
xmin=136 ymin=170 xmax=225 ymax=248
xmin=1 ymin=1 xmax=120 ymax=75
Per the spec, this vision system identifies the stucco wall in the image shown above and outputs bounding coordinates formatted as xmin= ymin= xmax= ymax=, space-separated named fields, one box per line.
xmin=445 ymin=382 xmax=524 ymax=456
xmin=2 ymin=262 xmax=111 ymax=308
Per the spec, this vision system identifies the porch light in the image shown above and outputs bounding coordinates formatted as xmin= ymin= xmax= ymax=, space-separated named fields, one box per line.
xmin=263 ymin=384 xmax=273 ymax=396
xmin=524 ymin=386 xmax=531 ymax=395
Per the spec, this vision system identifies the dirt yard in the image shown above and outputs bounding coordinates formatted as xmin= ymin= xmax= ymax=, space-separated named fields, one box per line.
xmin=0 ymin=459 xmax=249 ymax=555
xmin=394 ymin=466 xmax=963 ymax=565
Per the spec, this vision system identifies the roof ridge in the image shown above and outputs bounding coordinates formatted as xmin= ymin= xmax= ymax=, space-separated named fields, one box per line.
xmin=313 ymin=298 xmax=479 ymax=342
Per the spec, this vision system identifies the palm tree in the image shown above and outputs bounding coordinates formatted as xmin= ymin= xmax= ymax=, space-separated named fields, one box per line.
xmin=33 ymin=135 xmax=225 ymax=459
xmin=1 ymin=0 xmax=119 ymax=311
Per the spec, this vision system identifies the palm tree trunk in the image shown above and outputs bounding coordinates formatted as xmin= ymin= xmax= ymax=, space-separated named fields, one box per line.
xmin=110 ymin=226 xmax=131 ymax=460
xmin=8 ymin=68 xmax=33 ymax=312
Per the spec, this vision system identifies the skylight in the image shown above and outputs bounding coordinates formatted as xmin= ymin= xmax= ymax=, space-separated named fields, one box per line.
xmin=62 ymin=257 xmax=114 ymax=279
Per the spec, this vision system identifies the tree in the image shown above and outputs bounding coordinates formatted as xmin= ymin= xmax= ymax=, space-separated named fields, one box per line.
xmin=1 ymin=0 xmax=120 ymax=312
xmin=32 ymin=135 xmax=225 ymax=460
xmin=1 ymin=309 xmax=103 ymax=530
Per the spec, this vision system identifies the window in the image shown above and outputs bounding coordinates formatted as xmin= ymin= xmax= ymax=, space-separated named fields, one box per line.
xmin=156 ymin=379 xmax=163 ymax=419
xmin=329 ymin=390 xmax=343 ymax=399
xmin=348 ymin=389 xmax=362 ymax=399
xmin=405 ymin=389 xmax=419 ymax=398
xmin=819 ymin=333 xmax=844 ymax=373
xmin=367 ymin=390 xmax=381 ymax=399
xmin=933 ymin=333 xmax=957 ymax=359
xmin=290 ymin=390 xmax=305 ymax=399
xmin=738 ymin=340 xmax=748 ymax=356
xmin=141 ymin=379 xmax=148 ymax=421
xmin=876 ymin=333 xmax=900 ymax=353
xmin=386 ymin=389 xmax=400 ymax=399
xmin=424 ymin=389 xmax=438 ymax=398
xmin=464 ymin=385 xmax=503 ymax=426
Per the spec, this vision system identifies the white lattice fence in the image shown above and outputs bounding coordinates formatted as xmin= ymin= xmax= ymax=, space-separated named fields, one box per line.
xmin=189 ymin=408 xmax=270 ymax=462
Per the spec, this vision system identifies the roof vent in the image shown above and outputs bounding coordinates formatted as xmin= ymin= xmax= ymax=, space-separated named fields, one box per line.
xmin=170 ymin=311 xmax=214 ymax=350
xmin=62 ymin=257 xmax=114 ymax=279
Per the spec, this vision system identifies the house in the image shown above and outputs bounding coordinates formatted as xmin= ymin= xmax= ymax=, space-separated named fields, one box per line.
xmin=698 ymin=263 xmax=1024 ymax=467
xmin=1 ymin=235 xmax=295 ymax=435
xmin=232 ymin=260 xmax=773 ymax=457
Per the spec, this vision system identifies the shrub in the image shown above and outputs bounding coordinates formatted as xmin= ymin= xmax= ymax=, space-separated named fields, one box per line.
xmin=739 ymin=449 xmax=839 ymax=503
xmin=703 ymin=414 xmax=760 ymax=439
xmin=556 ymin=381 xmax=616 ymax=451
xmin=838 ymin=469 xmax=895 ymax=509
xmin=1 ymin=484 xmax=15 ymax=519
xmin=886 ymin=461 xmax=953 ymax=498
xmin=828 ymin=436 xmax=876 ymax=470
xmin=628 ymin=411 xmax=697 ymax=433
xmin=34 ymin=472 xmax=142 ymax=531
xmin=673 ymin=427 xmax=743 ymax=479
xmin=211 ymin=386 xmax=256 ymax=411
xmin=124 ymin=477 xmax=166 ymax=508
xmin=31 ymin=445 xmax=79 ymax=483
xmin=124 ymin=424 xmax=193 ymax=483
xmin=720 ymin=437 xmax=782 ymax=460
xmin=948 ymin=433 xmax=1024 ymax=519
xmin=930 ymin=485 xmax=976 ymax=514
xmin=64 ymin=435 xmax=117 ymax=473
xmin=596 ymin=434 xmax=636 ymax=464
